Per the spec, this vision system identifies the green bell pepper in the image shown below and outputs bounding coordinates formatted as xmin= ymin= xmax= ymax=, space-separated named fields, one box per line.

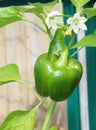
xmin=34 ymin=30 xmax=83 ymax=101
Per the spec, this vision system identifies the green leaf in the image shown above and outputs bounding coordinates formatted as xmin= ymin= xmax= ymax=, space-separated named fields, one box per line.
xmin=31 ymin=0 xmax=57 ymax=13
xmin=0 ymin=64 xmax=42 ymax=102
xmin=93 ymin=2 xmax=96 ymax=8
xmin=0 ymin=1 xmax=57 ymax=28
xmin=25 ymin=0 xmax=57 ymax=21
xmin=82 ymin=8 xmax=96 ymax=19
xmin=0 ymin=6 xmax=24 ymax=28
xmin=48 ymin=29 xmax=66 ymax=57
xmin=0 ymin=106 xmax=38 ymax=130
xmin=71 ymin=0 xmax=90 ymax=9
xmin=0 ymin=64 xmax=22 ymax=85
xmin=50 ymin=126 xmax=57 ymax=130
xmin=71 ymin=33 xmax=96 ymax=48
xmin=41 ymin=0 xmax=57 ymax=13
xmin=25 ymin=3 xmax=44 ymax=20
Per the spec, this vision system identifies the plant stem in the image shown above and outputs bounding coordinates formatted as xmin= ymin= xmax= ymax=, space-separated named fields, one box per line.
xmin=20 ymin=81 xmax=42 ymax=102
xmin=68 ymin=32 xmax=76 ymax=49
xmin=23 ymin=18 xmax=47 ymax=34
xmin=42 ymin=101 xmax=57 ymax=130
xmin=63 ymin=14 xmax=72 ymax=18
xmin=45 ymin=23 xmax=53 ymax=40
xmin=71 ymin=47 xmax=83 ymax=57
xmin=59 ymin=0 xmax=63 ymax=13
xmin=58 ymin=0 xmax=64 ymax=23
xmin=19 ymin=81 xmax=47 ymax=109
xmin=23 ymin=16 xmax=53 ymax=40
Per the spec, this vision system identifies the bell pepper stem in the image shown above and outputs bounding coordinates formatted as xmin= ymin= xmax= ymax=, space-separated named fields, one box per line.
xmin=55 ymin=47 xmax=68 ymax=67
xmin=68 ymin=32 xmax=76 ymax=49
xmin=42 ymin=101 xmax=57 ymax=130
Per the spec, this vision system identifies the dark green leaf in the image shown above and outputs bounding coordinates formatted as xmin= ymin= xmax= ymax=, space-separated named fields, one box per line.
xmin=0 ymin=107 xmax=38 ymax=130
xmin=48 ymin=29 xmax=66 ymax=57
xmin=82 ymin=8 xmax=96 ymax=19
xmin=0 ymin=64 xmax=22 ymax=85
xmin=0 ymin=6 xmax=24 ymax=28
xmin=71 ymin=0 xmax=90 ymax=9
xmin=71 ymin=34 xmax=96 ymax=48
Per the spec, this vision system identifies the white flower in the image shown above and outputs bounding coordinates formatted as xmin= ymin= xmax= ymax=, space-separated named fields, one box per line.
xmin=67 ymin=13 xmax=87 ymax=34
xmin=45 ymin=11 xmax=63 ymax=31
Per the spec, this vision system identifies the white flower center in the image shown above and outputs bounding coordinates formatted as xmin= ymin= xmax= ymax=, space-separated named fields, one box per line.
xmin=73 ymin=19 xmax=79 ymax=24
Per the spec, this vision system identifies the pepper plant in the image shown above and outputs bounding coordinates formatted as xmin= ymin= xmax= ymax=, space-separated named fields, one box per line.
xmin=0 ymin=0 xmax=96 ymax=129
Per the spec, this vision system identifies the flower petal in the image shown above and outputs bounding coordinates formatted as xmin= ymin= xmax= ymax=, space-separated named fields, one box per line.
xmin=79 ymin=23 xmax=87 ymax=30
xmin=45 ymin=11 xmax=63 ymax=31
xmin=72 ymin=24 xmax=80 ymax=33
xmin=67 ymin=17 xmax=73 ymax=24
xmin=67 ymin=12 xmax=87 ymax=33
xmin=48 ymin=11 xmax=61 ymax=17
xmin=80 ymin=17 xmax=87 ymax=23
xmin=74 ymin=13 xmax=81 ymax=19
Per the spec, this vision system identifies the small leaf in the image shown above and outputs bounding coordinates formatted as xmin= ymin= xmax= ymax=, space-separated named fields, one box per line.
xmin=71 ymin=33 xmax=96 ymax=48
xmin=41 ymin=0 xmax=57 ymax=13
xmin=25 ymin=0 xmax=57 ymax=21
xmin=48 ymin=29 xmax=66 ymax=57
xmin=0 ymin=106 xmax=38 ymax=130
xmin=26 ymin=3 xmax=44 ymax=19
xmin=31 ymin=0 xmax=57 ymax=13
xmin=0 ymin=6 xmax=24 ymax=28
xmin=0 ymin=64 xmax=22 ymax=85
xmin=71 ymin=0 xmax=90 ymax=9
xmin=82 ymin=8 xmax=96 ymax=19
xmin=93 ymin=2 xmax=96 ymax=8
xmin=50 ymin=126 xmax=57 ymax=130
